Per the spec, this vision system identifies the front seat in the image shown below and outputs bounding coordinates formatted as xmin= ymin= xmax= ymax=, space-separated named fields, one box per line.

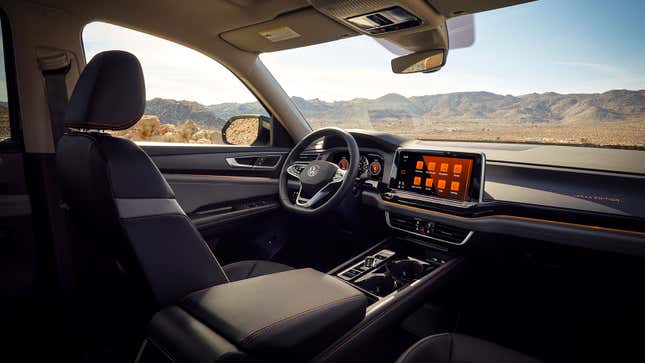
xmin=396 ymin=333 xmax=543 ymax=363
xmin=56 ymin=50 xmax=292 ymax=307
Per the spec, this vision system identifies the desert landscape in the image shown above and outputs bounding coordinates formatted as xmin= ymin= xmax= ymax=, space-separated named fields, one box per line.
xmin=4 ymin=90 xmax=642 ymax=148
xmin=121 ymin=89 xmax=645 ymax=148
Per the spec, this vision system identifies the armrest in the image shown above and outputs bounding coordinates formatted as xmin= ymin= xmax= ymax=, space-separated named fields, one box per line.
xmin=180 ymin=268 xmax=367 ymax=358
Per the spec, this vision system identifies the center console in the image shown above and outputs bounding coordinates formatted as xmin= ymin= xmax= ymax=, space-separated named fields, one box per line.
xmin=332 ymin=237 xmax=456 ymax=311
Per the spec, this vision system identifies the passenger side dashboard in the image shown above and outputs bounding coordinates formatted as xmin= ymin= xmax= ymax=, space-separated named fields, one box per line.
xmin=317 ymin=132 xmax=645 ymax=257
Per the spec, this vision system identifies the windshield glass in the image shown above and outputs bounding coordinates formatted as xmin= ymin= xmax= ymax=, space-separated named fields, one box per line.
xmin=261 ymin=0 xmax=645 ymax=149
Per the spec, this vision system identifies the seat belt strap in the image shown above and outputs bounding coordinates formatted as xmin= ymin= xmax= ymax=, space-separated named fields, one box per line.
xmin=37 ymin=53 xmax=76 ymax=296
xmin=38 ymin=53 xmax=71 ymax=145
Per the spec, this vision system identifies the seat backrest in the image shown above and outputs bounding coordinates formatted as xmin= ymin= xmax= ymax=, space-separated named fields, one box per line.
xmin=56 ymin=50 xmax=228 ymax=307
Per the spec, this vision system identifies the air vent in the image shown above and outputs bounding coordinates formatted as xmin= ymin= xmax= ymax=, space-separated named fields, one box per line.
xmin=389 ymin=214 xmax=417 ymax=230
xmin=387 ymin=212 xmax=472 ymax=245
xmin=432 ymin=224 xmax=471 ymax=244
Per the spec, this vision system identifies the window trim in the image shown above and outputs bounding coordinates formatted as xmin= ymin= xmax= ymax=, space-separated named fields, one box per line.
xmin=0 ymin=8 xmax=23 ymax=150
xmin=80 ymin=21 xmax=292 ymax=148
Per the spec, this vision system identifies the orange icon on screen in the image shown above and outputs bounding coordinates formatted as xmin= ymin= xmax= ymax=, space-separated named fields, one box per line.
xmin=451 ymin=181 xmax=460 ymax=191
xmin=413 ymin=176 xmax=422 ymax=186
xmin=440 ymin=163 xmax=449 ymax=172
xmin=425 ymin=178 xmax=433 ymax=188
xmin=437 ymin=179 xmax=446 ymax=189
xmin=415 ymin=161 xmax=424 ymax=170
xmin=426 ymin=162 xmax=436 ymax=171
xmin=453 ymin=164 xmax=463 ymax=174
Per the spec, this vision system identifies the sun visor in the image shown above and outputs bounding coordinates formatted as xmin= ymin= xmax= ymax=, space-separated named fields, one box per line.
xmin=221 ymin=7 xmax=357 ymax=53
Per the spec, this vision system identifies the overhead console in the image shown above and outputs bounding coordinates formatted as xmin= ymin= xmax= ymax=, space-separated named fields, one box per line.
xmin=345 ymin=6 xmax=421 ymax=34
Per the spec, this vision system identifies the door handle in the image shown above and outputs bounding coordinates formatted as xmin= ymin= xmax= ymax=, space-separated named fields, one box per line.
xmin=225 ymin=154 xmax=283 ymax=170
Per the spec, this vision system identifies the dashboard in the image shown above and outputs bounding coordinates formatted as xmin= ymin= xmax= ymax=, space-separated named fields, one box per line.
xmin=313 ymin=131 xmax=645 ymax=257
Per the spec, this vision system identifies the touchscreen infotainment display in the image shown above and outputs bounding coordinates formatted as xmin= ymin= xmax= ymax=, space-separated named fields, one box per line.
xmin=392 ymin=151 xmax=477 ymax=201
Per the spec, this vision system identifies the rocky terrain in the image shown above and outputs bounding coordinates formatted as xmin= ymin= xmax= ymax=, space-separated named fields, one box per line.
xmin=0 ymin=104 xmax=9 ymax=140
xmin=109 ymin=115 xmax=223 ymax=144
xmin=41 ymin=89 xmax=645 ymax=148
xmin=144 ymin=98 xmax=227 ymax=131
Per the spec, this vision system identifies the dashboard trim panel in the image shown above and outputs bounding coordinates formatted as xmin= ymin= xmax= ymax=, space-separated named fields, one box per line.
xmin=384 ymin=200 xmax=645 ymax=237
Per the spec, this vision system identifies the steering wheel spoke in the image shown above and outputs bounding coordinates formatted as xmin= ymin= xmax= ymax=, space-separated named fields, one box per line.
xmin=332 ymin=167 xmax=346 ymax=183
xmin=286 ymin=163 xmax=306 ymax=180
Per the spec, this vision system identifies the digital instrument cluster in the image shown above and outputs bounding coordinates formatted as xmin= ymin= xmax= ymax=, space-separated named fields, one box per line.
xmin=335 ymin=153 xmax=383 ymax=179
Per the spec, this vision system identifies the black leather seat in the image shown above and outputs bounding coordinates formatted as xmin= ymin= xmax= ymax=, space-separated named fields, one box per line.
xmin=56 ymin=50 xmax=292 ymax=307
xmin=396 ymin=333 xmax=542 ymax=363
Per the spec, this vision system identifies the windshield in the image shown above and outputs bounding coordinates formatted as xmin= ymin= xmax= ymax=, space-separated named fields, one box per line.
xmin=261 ymin=0 xmax=645 ymax=149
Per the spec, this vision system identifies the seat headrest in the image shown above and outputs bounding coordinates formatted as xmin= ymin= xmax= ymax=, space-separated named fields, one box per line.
xmin=65 ymin=50 xmax=145 ymax=130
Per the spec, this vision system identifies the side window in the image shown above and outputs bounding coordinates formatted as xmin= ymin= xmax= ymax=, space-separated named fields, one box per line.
xmin=0 ymin=17 xmax=11 ymax=142
xmin=82 ymin=22 xmax=270 ymax=146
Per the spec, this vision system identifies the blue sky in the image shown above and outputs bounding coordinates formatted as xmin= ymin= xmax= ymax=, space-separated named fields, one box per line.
xmin=79 ymin=0 xmax=645 ymax=104
xmin=262 ymin=0 xmax=645 ymax=101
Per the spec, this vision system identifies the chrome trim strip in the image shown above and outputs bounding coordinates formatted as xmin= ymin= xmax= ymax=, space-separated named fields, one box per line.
xmin=225 ymin=154 xmax=284 ymax=170
xmin=388 ymin=147 xmax=487 ymax=206
xmin=116 ymin=198 xmax=184 ymax=219
xmin=391 ymin=190 xmax=478 ymax=208
xmin=385 ymin=211 xmax=474 ymax=246
xmin=225 ymin=157 xmax=254 ymax=168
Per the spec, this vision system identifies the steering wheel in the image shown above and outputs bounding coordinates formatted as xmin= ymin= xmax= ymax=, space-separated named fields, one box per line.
xmin=279 ymin=127 xmax=360 ymax=215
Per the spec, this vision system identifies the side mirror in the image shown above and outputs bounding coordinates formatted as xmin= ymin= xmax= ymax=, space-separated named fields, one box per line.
xmin=391 ymin=49 xmax=446 ymax=74
xmin=221 ymin=115 xmax=271 ymax=146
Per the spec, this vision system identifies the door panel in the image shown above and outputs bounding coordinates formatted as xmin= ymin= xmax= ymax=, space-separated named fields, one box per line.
xmin=141 ymin=144 xmax=292 ymax=263
xmin=143 ymin=145 xmax=290 ymax=222
xmin=164 ymin=173 xmax=279 ymax=230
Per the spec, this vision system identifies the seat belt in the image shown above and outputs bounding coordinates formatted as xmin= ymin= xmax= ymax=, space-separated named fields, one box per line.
xmin=38 ymin=53 xmax=71 ymax=145
xmin=37 ymin=53 xmax=77 ymax=296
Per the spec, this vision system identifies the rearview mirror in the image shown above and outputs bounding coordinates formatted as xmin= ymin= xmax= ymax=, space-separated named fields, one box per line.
xmin=391 ymin=49 xmax=446 ymax=74
xmin=221 ymin=115 xmax=271 ymax=146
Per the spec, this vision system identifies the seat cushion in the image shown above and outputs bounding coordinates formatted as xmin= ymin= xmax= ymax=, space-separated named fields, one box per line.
xmin=396 ymin=333 xmax=542 ymax=363
xmin=222 ymin=260 xmax=293 ymax=282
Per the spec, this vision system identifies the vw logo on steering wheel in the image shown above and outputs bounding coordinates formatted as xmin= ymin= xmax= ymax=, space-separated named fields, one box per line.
xmin=307 ymin=165 xmax=320 ymax=177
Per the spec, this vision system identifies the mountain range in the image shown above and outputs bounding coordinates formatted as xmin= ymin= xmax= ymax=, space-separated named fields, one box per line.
xmin=144 ymin=90 xmax=645 ymax=131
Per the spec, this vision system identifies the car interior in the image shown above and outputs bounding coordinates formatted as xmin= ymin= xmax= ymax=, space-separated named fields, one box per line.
xmin=1 ymin=0 xmax=644 ymax=362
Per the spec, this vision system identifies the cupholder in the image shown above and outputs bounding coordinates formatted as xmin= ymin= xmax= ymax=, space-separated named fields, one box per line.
xmin=355 ymin=273 xmax=398 ymax=296
xmin=387 ymin=259 xmax=425 ymax=280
